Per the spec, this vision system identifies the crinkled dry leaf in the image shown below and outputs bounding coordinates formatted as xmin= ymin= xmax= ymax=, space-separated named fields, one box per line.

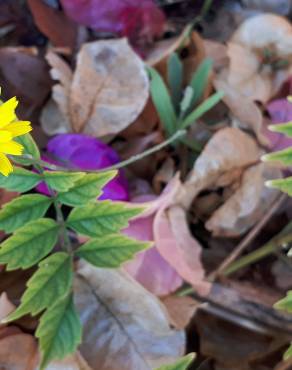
xmin=205 ymin=163 xmax=281 ymax=237
xmin=178 ymin=127 xmax=260 ymax=209
xmin=42 ymin=38 xmax=149 ymax=137
xmin=154 ymin=206 xmax=210 ymax=295
xmin=74 ymin=261 xmax=185 ymax=370
xmin=213 ymin=79 xmax=269 ymax=146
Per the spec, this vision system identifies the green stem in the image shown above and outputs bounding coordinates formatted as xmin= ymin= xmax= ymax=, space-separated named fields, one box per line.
xmin=53 ymin=199 xmax=72 ymax=254
xmin=223 ymin=223 xmax=292 ymax=276
xmin=13 ymin=130 xmax=186 ymax=173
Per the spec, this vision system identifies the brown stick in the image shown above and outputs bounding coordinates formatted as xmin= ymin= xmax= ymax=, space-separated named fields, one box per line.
xmin=209 ymin=193 xmax=287 ymax=281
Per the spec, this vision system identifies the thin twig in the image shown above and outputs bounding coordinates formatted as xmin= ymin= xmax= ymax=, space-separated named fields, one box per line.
xmin=209 ymin=193 xmax=287 ymax=281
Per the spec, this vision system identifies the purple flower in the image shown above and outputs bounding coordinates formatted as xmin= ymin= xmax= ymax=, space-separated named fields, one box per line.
xmin=37 ymin=134 xmax=128 ymax=201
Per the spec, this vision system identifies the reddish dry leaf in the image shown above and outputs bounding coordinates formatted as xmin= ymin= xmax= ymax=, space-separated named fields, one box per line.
xmin=28 ymin=0 xmax=78 ymax=49
xmin=154 ymin=206 xmax=211 ymax=295
xmin=205 ymin=163 xmax=281 ymax=237
xmin=74 ymin=261 xmax=185 ymax=370
xmin=0 ymin=47 xmax=51 ymax=111
xmin=42 ymin=39 xmax=149 ymax=137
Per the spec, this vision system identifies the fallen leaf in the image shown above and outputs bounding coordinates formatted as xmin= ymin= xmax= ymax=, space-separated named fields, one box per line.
xmin=154 ymin=205 xmax=211 ymax=295
xmin=41 ymin=39 xmax=149 ymax=137
xmin=178 ymin=127 xmax=260 ymax=209
xmin=213 ymin=79 xmax=269 ymax=146
xmin=242 ymin=0 xmax=292 ymax=14
xmin=162 ymin=296 xmax=199 ymax=330
xmin=28 ymin=0 xmax=78 ymax=49
xmin=0 ymin=47 xmax=52 ymax=114
xmin=45 ymin=353 xmax=92 ymax=370
xmin=74 ymin=261 xmax=185 ymax=370
xmin=205 ymin=163 xmax=281 ymax=237
xmin=0 ymin=292 xmax=15 ymax=322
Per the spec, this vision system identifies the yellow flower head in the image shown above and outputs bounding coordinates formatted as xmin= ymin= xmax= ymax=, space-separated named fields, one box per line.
xmin=0 ymin=97 xmax=32 ymax=176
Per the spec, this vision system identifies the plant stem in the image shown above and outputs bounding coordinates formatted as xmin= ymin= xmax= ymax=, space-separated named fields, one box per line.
xmin=53 ymin=199 xmax=72 ymax=254
xmin=13 ymin=129 xmax=186 ymax=173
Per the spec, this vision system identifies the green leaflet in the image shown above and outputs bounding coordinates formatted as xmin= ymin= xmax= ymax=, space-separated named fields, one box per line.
xmin=269 ymin=122 xmax=292 ymax=137
xmin=262 ymin=148 xmax=292 ymax=166
xmin=36 ymin=294 xmax=82 ymax=370
xmin=0 ymin=218 xmax=60 ymax=270
xmin=6 ymin=252 xmax=72 ymax=321
xmin=13 ymin=133 xmax=41 ymax=165
xmin=266 ymin=177 xmax=292 ymax=196
xmin=67 ymin=201 xmax=143 ymax=237
xmin=167 ymin=52 xmax=183 ymax=112
xmin=43 ymin=171 xmax=85 ymax=192
xmin=148 ymin=67 xmax=177 ymax=136
xmin=0 ymin=194 xmax=52 ymax=233
xmin=57 ymin=171 xmax=117 ymax=207
xmin=76 ymin=234 xmax=149 ymax=268
xmin=274 ymin=291 xmax=292 ymax=312
xmin=189 ymin=58 xmax=213 ymax=108
xmin=0 ymin=167 xmax=41 ymax=192
xmin=181 ymin=91 xmax=224 ymax=129
xmin=156 ymin=353 xmax=196 ymax=370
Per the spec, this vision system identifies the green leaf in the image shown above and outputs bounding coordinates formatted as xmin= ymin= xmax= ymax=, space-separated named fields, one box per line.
xmin=167 ymin=52 xmax=183 ymax=111
xmin=181 ymin=91 xmax=224 ymax=129
xmin=0 ymin=167 xmax=41 ymax=192
xmin=57 ymin=171 xmax=117 ymax=207
xmin=284 ymin=343 xmax=292 ymax=360
xmin=0 ymin=218 xmax=60 ymax=270
xmin=76 ymin=234 xmax=149 ymax=268
xmin=189 ymin=58 xmax=213 ymax=107
xmin=266 ymin=177 xmax=292 ymax=196
xmin=156 ymin=353 xmax=196 ymax=370
xmin=262 ymin=148 xmax=292 ymax=166
xmin=0 ymin=194 xmax=52 ymax=233
xmin=269 ymin=122 xmax=292 ymax=137
xmin=6 ymin=252 xmax=72 ymax=321
xmin=36 ymin=294 xmax=82 ymax=369
xmin=43 ymin=171 xmax=85 ymax=192
xmin=180 ymin=86 xmax=194 ymax=115
xmin=148 ymin=67 xmax=177 ymax=136
xmin=274 ymin=291 xmax=292 ymax=312
xmin=12 ymin=133 xmax=41 ymax=165
xmin=67 ymin=201 xmax=143 ymax=237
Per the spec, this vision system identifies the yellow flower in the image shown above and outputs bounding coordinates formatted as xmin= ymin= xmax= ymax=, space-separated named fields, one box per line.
xmin=0 ymin=97 xmax=32 ymax=176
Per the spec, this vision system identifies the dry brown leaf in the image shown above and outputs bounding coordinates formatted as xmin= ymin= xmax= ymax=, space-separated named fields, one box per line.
xmin=205 ymin=163 xmax=281 ymax=237
xmin=0 ymin=292 xmax=15 ymax=322
xmin=214 ymin=79 xmax=269 ymax=146
xmin=178 ymin=127 xmax=260 ymax=209
xmin=45 ymin=353 xmax=92 ymax=370
xmin=204 ymin=40 xmax=229 ymax=72
xmin=41 ymin=38 xmax=149 ymax=137
xmin=74 ymin=261 xmax=185 ymax=370
xmin=162 ymin=296 xmax=200 ymax=330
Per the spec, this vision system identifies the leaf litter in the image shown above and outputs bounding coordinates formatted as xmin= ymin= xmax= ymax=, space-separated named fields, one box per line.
xmin=0 ymin=1 xmax=292 ymax=369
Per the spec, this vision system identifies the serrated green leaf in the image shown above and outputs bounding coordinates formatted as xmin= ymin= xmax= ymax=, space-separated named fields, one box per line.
xmin=156 ymin=353 xmax=196 ymax=370
xmin=0 ymin=218 xmax=60 ymax=270
xmin=67 ymin=201 xmax=143 ymax=237
xmin=76 ymin=234 xmax=149 ymax=268
xmin=43 ymin=171 xmax=85 ymax=192
xmin=57 ymin=171 xmax=117 ymax=207
xmin=269 ymin=122 xmax=292 ymax=137
xmin=266 ymin=177 xmax=292 ymax=196
xmin=0 ymin=167 xmax=41 ymax=192
xmin=36 ymin=294 xmax=82 ymax=369
xmin=262 ymin=148 xmax=292 ymax=166
xmin=0 ymin=194 xmax=52 ymax=233
xmin=274 ymin=291 xmax=292 ymax=312
xmin=189 ymin=58 xmax=213 ymax=107
xmin=6 ymin=252 xmax=72 ymax=321
xmin=181 ymin=91 xmax=224 ymax=129
xmin=12 ymin=133 xmax=41 ymax=165
xmin=148 ymin=67 xmax=177 ymax=136
xmin=167 ymin=52 xmax=183 ymax=112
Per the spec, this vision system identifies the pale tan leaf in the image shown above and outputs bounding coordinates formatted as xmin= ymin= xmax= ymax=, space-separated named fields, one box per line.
xmin=0 ymin=292 xmax=15 ymax=322
xmin=45 ymin=352 xmax=92 ymax=370
xmin=205 ymin=163 xmax=281 ymax=237
xmin=74 ymin=261 xmax=185 ymax=370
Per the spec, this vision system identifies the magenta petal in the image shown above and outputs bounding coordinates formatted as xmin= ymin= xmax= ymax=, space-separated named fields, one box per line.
xmin=124 ymin=212 xmax=183 ymax=296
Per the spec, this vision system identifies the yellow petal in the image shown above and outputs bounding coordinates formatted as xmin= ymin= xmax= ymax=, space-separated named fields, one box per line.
xmin=5 ymin=121 xmax=32 ymax=137
xmin=0 ymin=97 xmax=18 ymax=128
xmin=0 ymin=153 xmax=13 ymax=176
xmin=0 ymin=131 xmax=12 ymax=143
xmin=0 ymin=140 xmax=23 ymax=155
